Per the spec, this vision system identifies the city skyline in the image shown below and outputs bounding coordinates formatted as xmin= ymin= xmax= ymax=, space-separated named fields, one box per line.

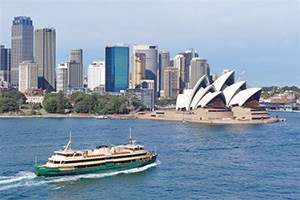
xmin=0 ymin=0 xmax=299 ymax=87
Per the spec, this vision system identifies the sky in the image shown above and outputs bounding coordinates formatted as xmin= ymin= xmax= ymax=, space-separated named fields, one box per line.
xmin=0 ymin=0 xmax=299 ymax=87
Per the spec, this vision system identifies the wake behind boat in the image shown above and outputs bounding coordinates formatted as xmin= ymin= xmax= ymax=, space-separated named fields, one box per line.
xmin=34 ymin=128 xmax=157 ymax=176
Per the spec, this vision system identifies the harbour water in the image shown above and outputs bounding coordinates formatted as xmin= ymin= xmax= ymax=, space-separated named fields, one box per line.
xmin=0 ymin=112 xmax=299 ymax=199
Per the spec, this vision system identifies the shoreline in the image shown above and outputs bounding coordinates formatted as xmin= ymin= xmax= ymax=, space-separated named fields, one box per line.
xmin=0 ymin=112 xmax=285 ymax=125
xmin=136 ymin=115 xmax=282 ymax=125
xmin=0 ymin=113 xmax=134 ymax=119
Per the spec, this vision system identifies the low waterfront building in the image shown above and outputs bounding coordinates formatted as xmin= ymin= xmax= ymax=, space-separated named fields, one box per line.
xmin=26 ymin=95 xmax=44 ymax=104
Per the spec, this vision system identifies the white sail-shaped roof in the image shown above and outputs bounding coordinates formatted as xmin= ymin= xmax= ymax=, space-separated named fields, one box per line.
xmin=187 ymin=75 xmax=210 ymax=110
xmin=197 ymin=91 xmax=222 ymax=108
xmin=176 ymin=94 xmax=189 ymax=110
xmin=175 ymin=89 xmax=193 ymax=110
xmin=191 ymin=85 xmax=213 ymax=109
xmin=229 ymin=88 xmax=261 ymax=106
xmin=175 ymin=69 xmax=262 ymax=110
xmin=212 ymin=70 xmax=235 ymax=91
xmin=223 ymin=81 xmax=247 ymax=105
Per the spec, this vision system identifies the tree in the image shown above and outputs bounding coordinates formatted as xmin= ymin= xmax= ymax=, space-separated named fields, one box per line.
xmin=56 ymin=91 xmax=66 ymax=113
xmin=0 ymin=98 xmax=18 ymax=113
xmin=0 ymin=91 xmax=26 ymax=113
xmin=43 ymin=91 xmax=69 ymax=114
xmin=44 ymin=97 xmax=58 ymax=113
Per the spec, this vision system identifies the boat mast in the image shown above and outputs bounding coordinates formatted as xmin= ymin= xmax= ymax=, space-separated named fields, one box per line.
xmin=129 ymin=127 xmax=136 ymax=145
xmin=129 ymin=127 xmax=133 ymax=145
xmin=64 ymin=131 xmax=72 ymax=151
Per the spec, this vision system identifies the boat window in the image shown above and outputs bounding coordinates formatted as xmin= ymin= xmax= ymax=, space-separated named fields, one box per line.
xmin=53 ymin=161 xmax=60 ymax=164
xmin=96 ymin=145 xmax=108 ymax=149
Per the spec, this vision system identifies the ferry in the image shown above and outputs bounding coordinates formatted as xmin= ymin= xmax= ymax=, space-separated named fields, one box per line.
xmin=34 ymin=129 xmax=157 ymax=176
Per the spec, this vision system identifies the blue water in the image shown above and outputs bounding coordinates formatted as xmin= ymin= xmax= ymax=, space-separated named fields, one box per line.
xmin=0 ymin=112 xmax=299 ymax=199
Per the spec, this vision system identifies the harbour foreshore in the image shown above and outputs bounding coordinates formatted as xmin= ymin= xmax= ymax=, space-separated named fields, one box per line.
xmin=0 ymin=110 xmax=284 ymax=124
xmin=135 ymin=109 xmax=283 ymax=125
xmin=136 ymin=114 xmax=280 ymax=124
xmin=0 ymin=113 xmax=129 ymax=119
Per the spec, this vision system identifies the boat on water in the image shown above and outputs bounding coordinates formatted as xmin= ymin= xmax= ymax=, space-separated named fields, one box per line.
xmin=34 ymin=128 xmax=157 ymax=176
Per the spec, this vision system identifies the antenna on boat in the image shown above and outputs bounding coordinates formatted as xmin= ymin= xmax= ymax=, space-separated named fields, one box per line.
xmin=64 ymin=130 xmax=72 ymax=151
xmin=129 ymin=127 xmax=133 ymax=145
xmin=35 ymin=156 xmax=37 ymax=166
xmin=129 ymin=127 xmax=136 ymax=145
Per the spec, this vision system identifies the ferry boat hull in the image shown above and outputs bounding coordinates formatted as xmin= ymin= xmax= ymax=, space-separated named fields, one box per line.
xmin=34 ymin=154 xmax=157 ymax=177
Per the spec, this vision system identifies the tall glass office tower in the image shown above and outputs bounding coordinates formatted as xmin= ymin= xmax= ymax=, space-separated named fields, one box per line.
xmin=105 ymin=45 xmax=129 ymax=92
xmin=11 ymin=16 xmax=34 ymax=87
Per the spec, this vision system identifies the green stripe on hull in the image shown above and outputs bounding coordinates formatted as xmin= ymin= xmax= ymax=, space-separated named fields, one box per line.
xmin=34 ymin=155 xmax=157 ymax=177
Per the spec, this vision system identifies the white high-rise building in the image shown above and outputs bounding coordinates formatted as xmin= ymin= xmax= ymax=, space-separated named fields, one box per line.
xmin=173 ymin=54 xmax=185 ymax=92
xmin=189 ymin=57 xmax=208 ymax=89
xmin=88 ymin=61 xmax=105 ymax=90
xmin=18 ymin=61 xmax=37 ymax=93
xmin=56 ymin=63 xmax=68 ymax=93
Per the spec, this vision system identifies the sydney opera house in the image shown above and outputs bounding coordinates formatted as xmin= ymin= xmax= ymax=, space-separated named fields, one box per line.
xmin=137 ymin=70 xmax=279 ymax=124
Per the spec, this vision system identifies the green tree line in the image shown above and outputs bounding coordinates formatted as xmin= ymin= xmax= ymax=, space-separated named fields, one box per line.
xmin=43 ymin=92 xmax=146 ymax=114
xmin=0 ymin=90 xmax=26 ymax=113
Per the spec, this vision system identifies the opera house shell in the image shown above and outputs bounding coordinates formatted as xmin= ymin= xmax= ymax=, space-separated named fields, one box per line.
xmin=176 ymin=70 xmax=261 ymax=110
xmin=137 ymin=70 xmax=278 ymax=124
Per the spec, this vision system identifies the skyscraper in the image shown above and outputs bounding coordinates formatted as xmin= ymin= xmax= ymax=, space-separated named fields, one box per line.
xmin=56 ymin=60 xmax=84 ymax=93
xmin=88 ymin=61 xmax=105 ymax=90
xmin=173 ymin=54 xmax=185 ymax=92
xmin=68 ymin=60 xmax=84 ymax=89
xmin=140 ymin=79 xmax=155 ymax=111
xmin=0 ymin=45 xmax=11 ymax=84
xmin=69 ymin=49 xmax=83 ymax=64
xmin=18 ymin=61 xmax=38 ymax=93
xmin=11 ymin=16 xmax=34 ymax=87
xmin=158 ymin=51 xmax=170 ymax=91
xmin=164 ymin=68 xmax=179 ymax=99
xmin=132 ymin=52 xmax=146 ymax=88
xmin=105 ymin=44 xmax=129 ymax=92
xmin=133 ymin=45 xmax=158 ymax=96
xmin=57 ymin=63 xmax=68 ymax=93
xmin=189 ymin=57 xmax=208 ymax=88
xmin=35 ymin=28 xmax=56 ymax=90
xmin=179 ymin=48 xmax=198 ymax=86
